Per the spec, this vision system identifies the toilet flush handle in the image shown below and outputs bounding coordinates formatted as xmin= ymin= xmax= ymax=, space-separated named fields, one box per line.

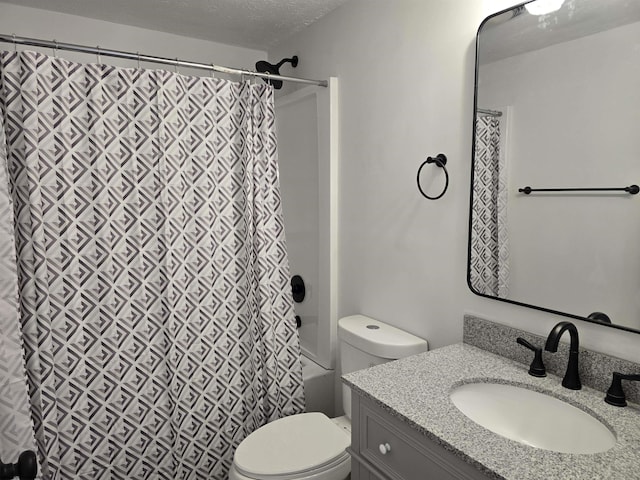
xmin=378 ymin=443 xmax=391 ymax=455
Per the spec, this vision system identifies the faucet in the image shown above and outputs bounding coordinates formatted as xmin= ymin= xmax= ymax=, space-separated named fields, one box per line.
xmin=545 ymin=321 xmax=581 ymax=390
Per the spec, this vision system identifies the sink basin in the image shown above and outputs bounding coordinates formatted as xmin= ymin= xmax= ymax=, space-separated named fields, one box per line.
xmin=450 ymin=382 xmax=616 ymax=454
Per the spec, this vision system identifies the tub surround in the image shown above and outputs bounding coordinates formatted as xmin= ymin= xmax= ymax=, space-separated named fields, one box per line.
xmin=343 ymin=319 xmax=640 ymax=479
xmin=301 ymin=355 xmax=335 ymax=417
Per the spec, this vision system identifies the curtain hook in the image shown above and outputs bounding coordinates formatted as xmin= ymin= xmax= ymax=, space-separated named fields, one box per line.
xmin=137 ymin=52 xmax=141 ymax=69
xmin=53 ymin=39 xmax=58 ymax=58
xmin=174 ymin=58 xmax=178 ymax=73
xmin=210 ymin=63 xmax=215 ymax=79
xmin=12 ymin=33 xmax=17 ymax=52
xmin=96 ymin=46 xmax=101 ymax=64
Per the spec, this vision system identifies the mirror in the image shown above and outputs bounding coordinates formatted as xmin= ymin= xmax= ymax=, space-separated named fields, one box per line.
xmin=469 ymin=0 xmax=640 ymax=334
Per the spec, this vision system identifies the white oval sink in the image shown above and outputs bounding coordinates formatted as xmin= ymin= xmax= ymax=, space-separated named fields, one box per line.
xmin=450 ymin=382 xmax=615 ymax=454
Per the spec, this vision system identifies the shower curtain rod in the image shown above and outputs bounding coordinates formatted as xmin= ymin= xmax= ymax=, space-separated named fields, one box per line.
xmin=0 ymin=33 xmax=328 ymax=87
xmin=477 ymin=108 xmax=502 ymax=117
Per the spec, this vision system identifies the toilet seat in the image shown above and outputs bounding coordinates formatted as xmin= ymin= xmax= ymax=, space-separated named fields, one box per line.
xmin=232 ymin=412 xmax=350 ymax=480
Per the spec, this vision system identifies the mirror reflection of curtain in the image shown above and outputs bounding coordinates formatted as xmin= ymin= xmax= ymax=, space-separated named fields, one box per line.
xmin=471 ymin=115 xmax=509 ymax=297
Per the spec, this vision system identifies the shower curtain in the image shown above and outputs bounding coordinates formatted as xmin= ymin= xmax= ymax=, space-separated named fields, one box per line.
xmin=471 ymin=115 xmax=509 ymax=298
xmin=0 ymin=49 xmax=305 ymax=479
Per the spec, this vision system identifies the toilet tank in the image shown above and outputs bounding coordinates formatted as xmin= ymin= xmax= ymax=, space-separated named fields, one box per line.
xmin=338 ymin=315 xmax=428 ymax=418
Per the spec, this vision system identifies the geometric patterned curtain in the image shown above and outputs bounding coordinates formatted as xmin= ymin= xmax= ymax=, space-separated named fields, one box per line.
xmin=0 ymin=99 xmax=37 ymax=470
xmin=0 ymin=49 xmax=305 ymax=480
xmin=470 ymin=114 xmax=509 ymax=298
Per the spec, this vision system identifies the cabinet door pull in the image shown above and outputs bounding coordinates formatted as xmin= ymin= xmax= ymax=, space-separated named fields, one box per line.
xmin=378 ymin=443 xmax=391 ymax=455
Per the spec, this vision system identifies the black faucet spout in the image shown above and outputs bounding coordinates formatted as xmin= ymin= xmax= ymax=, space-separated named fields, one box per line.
xmin=545 ymin=321 xmax=581 ymax=390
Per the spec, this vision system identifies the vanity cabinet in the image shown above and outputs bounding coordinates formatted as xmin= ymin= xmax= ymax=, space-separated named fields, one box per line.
xmin=348 ymin=391 xmax=491 ymax=480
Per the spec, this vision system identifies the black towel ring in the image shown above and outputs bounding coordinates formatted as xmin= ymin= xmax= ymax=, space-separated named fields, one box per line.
xmin=417 ymin=153 xmax=449 ymax=200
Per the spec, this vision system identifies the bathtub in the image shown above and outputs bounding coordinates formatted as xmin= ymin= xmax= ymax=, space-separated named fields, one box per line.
xmin=300 ymin=355 xmax=335 ymax=417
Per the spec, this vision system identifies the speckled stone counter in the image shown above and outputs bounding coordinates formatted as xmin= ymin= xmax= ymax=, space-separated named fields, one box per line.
xmin=343 ymin=343 xmax=640 ymax=480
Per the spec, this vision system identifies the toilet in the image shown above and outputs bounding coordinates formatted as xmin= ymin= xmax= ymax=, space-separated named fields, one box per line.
xmin=228 ymin=314 xmax=429 ymax=480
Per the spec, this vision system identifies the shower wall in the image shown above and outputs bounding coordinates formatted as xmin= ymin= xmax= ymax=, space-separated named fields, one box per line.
xmin=275 ymin=81 xmax=338 ymax=371
xmin=277 ymin=91 xmax=320 ymax=357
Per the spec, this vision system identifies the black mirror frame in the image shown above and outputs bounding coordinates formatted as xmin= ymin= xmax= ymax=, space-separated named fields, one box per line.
xmin=466 ymin=0 xmax=640 ymax=336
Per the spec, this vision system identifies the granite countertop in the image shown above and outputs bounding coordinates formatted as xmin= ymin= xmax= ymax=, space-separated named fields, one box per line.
xmin=342 ymin=343 xmax=640 ymax=480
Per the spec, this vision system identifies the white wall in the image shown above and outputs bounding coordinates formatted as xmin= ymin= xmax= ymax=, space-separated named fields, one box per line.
xmin=276 ymin=91 xmax=321 ymax=359
xmin=479 ymin=22 xmax=640 ymax=328
xmin=2 ymin=1 xmax=637 ymax=362
xmin=269 ymin=0 xmax=640 ymax=363
xmin=0 ymin=3 xmax=264 ymax=77
xmin=275 ymin=81 xmax=339 ymax=371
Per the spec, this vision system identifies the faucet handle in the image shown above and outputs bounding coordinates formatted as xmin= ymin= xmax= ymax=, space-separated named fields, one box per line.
xmin=516 ymin=337 xmax=546 ymax=377
xmin=605 ymin=372 xmax=640 ymax=407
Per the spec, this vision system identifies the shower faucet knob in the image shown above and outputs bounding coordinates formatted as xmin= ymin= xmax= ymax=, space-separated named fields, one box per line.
xmin=291 ymin=275 xmax=305 ymax=302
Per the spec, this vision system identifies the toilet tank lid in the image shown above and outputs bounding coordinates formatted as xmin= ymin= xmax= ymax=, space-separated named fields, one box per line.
xmin=338 ymin=315 xmax=428 ymax=359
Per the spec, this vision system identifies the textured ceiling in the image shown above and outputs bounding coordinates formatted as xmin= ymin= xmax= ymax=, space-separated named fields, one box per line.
xmin=0 ymin=0 xmax=350 ymax=49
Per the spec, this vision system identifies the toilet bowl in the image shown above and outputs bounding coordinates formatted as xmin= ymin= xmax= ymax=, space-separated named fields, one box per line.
xmin=228 ymin=315 xmax=428 ymax=480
